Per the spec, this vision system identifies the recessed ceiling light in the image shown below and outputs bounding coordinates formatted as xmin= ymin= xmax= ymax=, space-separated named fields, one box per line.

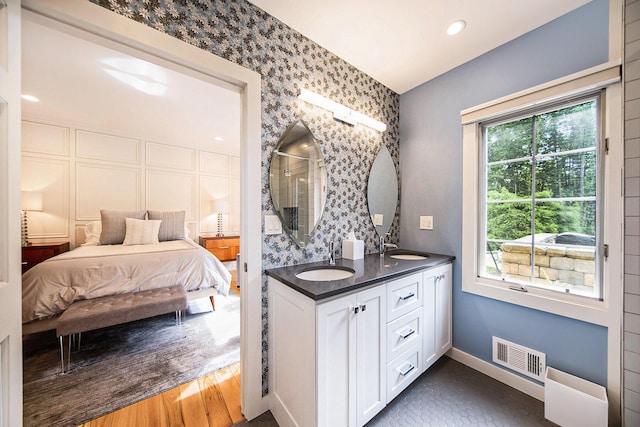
xmin=214 ymin=136 xmax=224 ymax=142
xmin=21 ymin=94 xmax=40 ymax=102
xmin=447 ymin=20 xmax=466 ymax=36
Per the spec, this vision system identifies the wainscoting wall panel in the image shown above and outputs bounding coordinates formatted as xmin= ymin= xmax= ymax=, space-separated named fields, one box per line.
xmin=146 ymin=141 xmax=196 ymax=171
xmin=76 ymin=130 xmax=140 ymax=164
xmin=200 ymin=151 xmax=229 ymax=175
xmin=146 ymin=170 xmax=196 ymax=219
xmin=21 ymin=156 xmax=69 ymax=238
xmin=22 ymin=119 xmax=239 ymax=247
xmin=76 ymin=162 xmax=142 ymax=218
xmin=22 ymin=121 xmax=69 ymax=156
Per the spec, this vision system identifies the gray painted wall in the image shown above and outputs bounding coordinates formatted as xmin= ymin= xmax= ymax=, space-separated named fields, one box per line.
xmin=625 ymin=0 xmax=640 ymax=424
xmin=400 ymin=0 xmax=610 ymax=387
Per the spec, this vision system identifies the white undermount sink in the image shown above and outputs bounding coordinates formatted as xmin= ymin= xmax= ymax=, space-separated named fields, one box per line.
xmin=295 ymin=267 xmax=355 ymax=281
xmin=390 ymin=254 xmax=429 ymax=260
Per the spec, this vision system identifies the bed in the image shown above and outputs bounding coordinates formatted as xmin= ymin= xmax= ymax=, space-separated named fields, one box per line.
xmin=22 ymin=209 xmax=232 ymax=327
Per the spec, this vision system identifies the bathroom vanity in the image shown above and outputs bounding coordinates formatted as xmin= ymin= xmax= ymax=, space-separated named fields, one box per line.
xmin=266 ymin=250 xmax=454 ymax=427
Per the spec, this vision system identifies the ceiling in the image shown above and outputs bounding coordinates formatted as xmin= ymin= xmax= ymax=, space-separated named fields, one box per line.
xmin=248 ymin=0 xmax=591 ymax=94
xmin=21 ymin=18 xmax=242 ymax=155
xmin=22 ymin=0 xmax=591 ymax=144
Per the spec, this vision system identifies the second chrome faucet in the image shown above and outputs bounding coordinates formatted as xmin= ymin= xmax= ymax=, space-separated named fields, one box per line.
xmin=379 ymin=233 xmax=398 ymax=255
xmin=329 ymin=240 xmax=335 ymax=265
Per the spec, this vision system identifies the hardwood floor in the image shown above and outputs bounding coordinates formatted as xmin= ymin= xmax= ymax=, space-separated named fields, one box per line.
xmin=78 ymin=362 xmax=243 ymax=427
xmin=80 ymin=270 xmax=243 ymax=427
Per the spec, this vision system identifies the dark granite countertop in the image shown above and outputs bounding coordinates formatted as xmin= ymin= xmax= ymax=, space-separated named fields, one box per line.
xmin=265 ymin=249 xmax=455 ymax=301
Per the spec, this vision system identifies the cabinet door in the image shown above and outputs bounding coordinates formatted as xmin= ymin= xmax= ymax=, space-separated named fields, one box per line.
xmin=422 ymin=271 xmax=437 ymax=371
xmin=356 ymin=285 xmax=386 ymax=427
xmin=435 ymin=264 xmax=452 ymax=357
xmin=318 ymin=293 xmax=357 ymax=427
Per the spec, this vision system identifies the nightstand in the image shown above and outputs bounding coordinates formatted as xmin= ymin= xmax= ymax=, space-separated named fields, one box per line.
xmin=22 ymin=242 xmax=70 ymax=274
xmin=199 ymin=235 xmax=240 ymax=262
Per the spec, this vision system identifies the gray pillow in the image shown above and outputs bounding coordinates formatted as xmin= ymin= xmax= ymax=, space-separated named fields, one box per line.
xmin=99 ymin=209 xmax=147 ymax=245
xmin=147 ymin=210 xmax=186 ymax=241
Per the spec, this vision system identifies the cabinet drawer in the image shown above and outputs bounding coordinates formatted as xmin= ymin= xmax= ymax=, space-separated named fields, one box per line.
xmin=199 ymin=237 xmax=240 ymax=262
xmin=386 ymin=347 xmax=422 ymax=403
xmin=386 ymin=273 xmax=422 ymax=322
xmin=387 ymin=308 xmax=422 ymax=361
xmin=202 ymin=237 xmax=240 ymax=249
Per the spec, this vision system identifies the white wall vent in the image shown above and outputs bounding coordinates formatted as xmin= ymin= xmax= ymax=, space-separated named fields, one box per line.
xmin=492 ymin=336 xmax=546 ymax=382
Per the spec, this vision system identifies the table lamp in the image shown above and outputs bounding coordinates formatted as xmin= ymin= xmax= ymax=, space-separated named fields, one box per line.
xmin=21 ymin=191 xmax=42 ymax=246
xmin=211 ymin=198 xmax=229 ymax=237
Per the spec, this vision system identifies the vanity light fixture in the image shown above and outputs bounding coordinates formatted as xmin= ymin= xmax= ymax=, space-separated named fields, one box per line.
xmin=298 ymin=88 xmax=386 ymax=132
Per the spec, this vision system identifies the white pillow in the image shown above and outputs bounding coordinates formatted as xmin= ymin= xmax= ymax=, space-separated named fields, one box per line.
xmin=82 ymin=221 xmax=102 ymax=246
xmin=122 ymin=218 xmax=162 ymax=246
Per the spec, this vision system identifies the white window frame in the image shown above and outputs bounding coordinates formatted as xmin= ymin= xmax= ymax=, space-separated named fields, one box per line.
xmin=461 ymin=62 xmax=623 ymax=327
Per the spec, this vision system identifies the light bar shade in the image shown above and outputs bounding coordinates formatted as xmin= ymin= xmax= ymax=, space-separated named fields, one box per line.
xmin=298 ymin=88 xmax=386 ymax=132
xmin=21 ymin=191 xmax=42 ymax=211
xmin=211 ymin=198 xmax=229 ymax=214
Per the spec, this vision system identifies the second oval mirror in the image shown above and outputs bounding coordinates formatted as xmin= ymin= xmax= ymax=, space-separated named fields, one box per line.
xmin=269 ymin=120 xmax=327 ymax=248
xmin=368 ymin=146 xmax=398 ymax=236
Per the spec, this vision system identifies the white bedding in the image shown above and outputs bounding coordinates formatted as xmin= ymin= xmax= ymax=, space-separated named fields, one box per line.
xmin=22 ymin=239 xmax=231 ymax=323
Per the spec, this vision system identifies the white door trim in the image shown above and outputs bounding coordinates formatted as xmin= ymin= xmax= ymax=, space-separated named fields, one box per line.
xmin=21 ymin=0 xmax=267 ymax=419
xmin=0 ymin=1 xmax=24 ymax=426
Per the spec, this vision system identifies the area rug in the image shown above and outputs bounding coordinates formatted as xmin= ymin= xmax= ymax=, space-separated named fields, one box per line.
xmin=23 ymin=291 xmax=240 ymax=427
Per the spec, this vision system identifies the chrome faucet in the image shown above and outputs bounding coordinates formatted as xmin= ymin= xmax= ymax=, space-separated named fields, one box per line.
xmin=329 ymin=240 xmax=335 ymax=265
xmin=379 ymin=233 xmax=398 ymax=255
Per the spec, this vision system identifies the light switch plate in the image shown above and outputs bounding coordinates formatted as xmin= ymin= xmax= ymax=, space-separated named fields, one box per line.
xmin=265 ymin=215 xmax=282 ymax=235
xmin=420 ymin=215 xmax=433 ymax=230
xmin=373 ymin=214 xmax=384 ymax=226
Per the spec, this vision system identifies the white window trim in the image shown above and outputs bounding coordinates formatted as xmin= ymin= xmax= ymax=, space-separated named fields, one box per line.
xmin=461 ymin=62 xmax=623 ymax=327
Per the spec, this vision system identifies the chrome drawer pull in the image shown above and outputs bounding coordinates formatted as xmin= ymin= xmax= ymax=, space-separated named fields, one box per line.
xmin=218 ymin=246 xmax=230 ymax=249
xmin=398 ymin=364 xmax=415 ymax=377
xmin=400 ymin=328 xmax=415 ymax=340
xmin=399 ymin=292 xmax=415 ymax=301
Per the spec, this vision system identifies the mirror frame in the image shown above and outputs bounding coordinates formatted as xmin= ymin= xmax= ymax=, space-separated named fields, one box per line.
xmin=367 ymin=145 xmax=398 ymax=237
xmin=269 ymin=120 xmax=327 ymax=248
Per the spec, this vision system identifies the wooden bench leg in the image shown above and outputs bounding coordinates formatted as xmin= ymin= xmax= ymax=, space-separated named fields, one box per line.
xmin=210 ymin=294 xmax=216 ymax=311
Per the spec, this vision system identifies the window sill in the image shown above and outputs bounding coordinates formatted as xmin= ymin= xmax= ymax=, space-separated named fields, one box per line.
xmin=462 ymin=275 xmax=611 ymax=326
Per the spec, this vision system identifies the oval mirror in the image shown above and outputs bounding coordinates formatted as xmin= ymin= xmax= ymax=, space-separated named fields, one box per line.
xmin=269 ymin=120 xmax=327 ymax=248
xmin=367 ymin=146 xmax=398 ymax=236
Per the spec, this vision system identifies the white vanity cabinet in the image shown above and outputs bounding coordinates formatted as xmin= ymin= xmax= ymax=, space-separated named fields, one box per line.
xmin=422 ymin=263 xmax=453 ymax=372
xmin=269 ymin=278 xmax=386 ymax=427
xmin=268 ymin=261 xmax=452 ymax=427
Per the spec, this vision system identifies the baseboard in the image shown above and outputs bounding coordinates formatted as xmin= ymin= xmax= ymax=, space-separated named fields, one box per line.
xmin=448 ymin=347 xmax=545 ymax=402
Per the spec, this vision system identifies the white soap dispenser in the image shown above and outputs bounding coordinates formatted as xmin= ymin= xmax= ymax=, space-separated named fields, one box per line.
xmin=342 ymin=230 xmax=364 ymax=260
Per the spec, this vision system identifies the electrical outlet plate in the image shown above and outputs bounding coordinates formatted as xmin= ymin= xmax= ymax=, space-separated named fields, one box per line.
xmin=373 ymin=214 xmax=384 ymax=226
xmin=420 ymin=215 xmax=433 ymax=230
xmin=265 ymin=215 xmax=282 ymax=235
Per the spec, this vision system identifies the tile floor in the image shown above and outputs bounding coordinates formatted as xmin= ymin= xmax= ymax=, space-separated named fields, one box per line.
xmin=236 ymin=356 xmax=555 ymax=426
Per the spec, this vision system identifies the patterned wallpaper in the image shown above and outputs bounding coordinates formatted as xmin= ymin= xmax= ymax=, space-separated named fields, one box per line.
xmin=91 ymin=0 xmax=401 ymax=394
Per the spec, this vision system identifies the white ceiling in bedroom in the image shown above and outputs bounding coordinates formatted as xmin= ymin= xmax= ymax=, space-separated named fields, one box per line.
xmin=21 ymin=19 xmax=241 ymax=156
xmin=248 ymin=0 xmax=591 ymax=94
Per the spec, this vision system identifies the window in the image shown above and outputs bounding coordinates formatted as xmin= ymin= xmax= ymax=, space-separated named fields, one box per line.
xmin=461 ymin=63 xmax=622 ymax=324
xmin=479 ymin=94 xmax=602 ymax=299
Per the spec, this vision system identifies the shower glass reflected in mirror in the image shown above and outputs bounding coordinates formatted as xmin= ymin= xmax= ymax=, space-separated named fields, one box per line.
xmin=269 ymin=120 xmax=327 ymax=247
xmin=367 ymin=145 xmax=398 ymax=236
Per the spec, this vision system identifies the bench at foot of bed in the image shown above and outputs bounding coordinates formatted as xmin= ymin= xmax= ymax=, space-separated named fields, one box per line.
xmin=56 ymin=286 xmax=188 ymax=374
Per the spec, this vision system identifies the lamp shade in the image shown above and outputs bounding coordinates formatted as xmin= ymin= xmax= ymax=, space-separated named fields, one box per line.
xmin=211 ymin=198 xmax=229 ymax=214
xmin=21 ymin=191 xmax=43 ymax=211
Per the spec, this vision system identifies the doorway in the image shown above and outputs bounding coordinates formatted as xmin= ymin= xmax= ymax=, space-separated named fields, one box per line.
xmin=20 ymin=0 xmax=265 ymax=421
